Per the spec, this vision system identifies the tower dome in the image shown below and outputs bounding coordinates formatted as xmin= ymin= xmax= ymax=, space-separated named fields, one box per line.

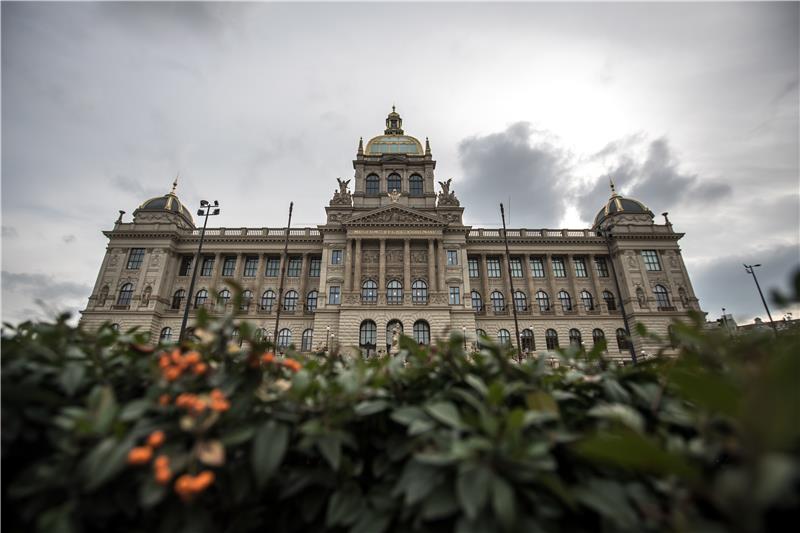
xmin=593 ymin=181 xmax=654 ymax=228
xmin=132 ymin=178 xmax=195 ymax=228
xmin=364 ymin=106 xmax=424 ymax=155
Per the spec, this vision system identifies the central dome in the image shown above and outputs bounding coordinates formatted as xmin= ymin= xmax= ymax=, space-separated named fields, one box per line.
xmin=364 ymin=106 xmax=424 ymax=155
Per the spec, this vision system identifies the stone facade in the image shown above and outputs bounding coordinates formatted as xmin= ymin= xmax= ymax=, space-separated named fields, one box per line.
xmin=80 ymin=109 xmax=702 ymax=360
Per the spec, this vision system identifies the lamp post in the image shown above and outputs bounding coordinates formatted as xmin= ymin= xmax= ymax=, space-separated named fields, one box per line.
xmin=272 ymin=203 xmax=294 ymax=347
xmin=744 ymin=264 xmax=778 ymax=335
xmin=598 ymin=224 xmax=637 ymax=364
xmin=326 ymin=326 xmax=331 ymax=352
xmin=500 ymin=203 xmax=523 ymax=362
xmin=179 ymin=200 xmax=220 ymax=342
xmin=461 ymin=325 xmax=467 ymax=351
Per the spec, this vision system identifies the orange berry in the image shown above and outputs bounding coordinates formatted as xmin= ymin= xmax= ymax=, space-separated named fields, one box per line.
xmin=282 ymin=358 xmax=301 ymax=372
xmin=195 ymin=470 xmax=215 ymax=491
xmin=210 ymin=388 xmax=224 ymax=400
xmin=154 ymin=466 xmax=172 ymax=485
xmin=127 ymin=445 xmax=153 ymax=465
xmin=158 ymin=355 xmax=171 ymax=369
xmin=147 ymin=430 xmax=166 ymax=448
xmin=164 ymin=366 xmax=182 ymax=381
xmin=170 ymin=349 xmax=183 ymax=364
xmin=261 ymin=353 xmax=275 ymax=364
xmin=211 ymin=398 xmax=230 ymax=412
xmin=175 ymin=474 xmax=194 ymax=501
xmin=192 ymin=362 xmax=208 ymax=376
xmin=184 ymin=351 xmax=201 ymax=365
xmin=192 ymin=398 xmax=207 ymax=413
xmin=159 ymin=394 xmax=171 ymax=406
xmin=154 ymin=455 xmax=170 ymax=469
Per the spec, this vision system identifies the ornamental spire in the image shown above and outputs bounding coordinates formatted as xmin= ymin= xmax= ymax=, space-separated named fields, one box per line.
xmin=425 ymin=137 xmax=431 ymax=155
xmin=384 ymin=105 xmax=403 ymax=135
xmin=357 ymin=137 xmax=364 ymax=155
xmin=171 ymin=173 xmax=179 ymax=195
xmin=609 ymin=177 xmax=618 ymax=197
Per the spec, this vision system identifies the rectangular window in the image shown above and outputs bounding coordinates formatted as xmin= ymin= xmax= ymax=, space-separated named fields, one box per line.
xmin=287 ymin=257 xmax=302 ymax=277
xmin=642 ymin=250 xmax=661 ymax=271
xmin=126 ymin=248 xmax=145 ymax=270
xmin=449 ymin=287 xmax=461 ymax=305
xmin=468 ymin=258 xmax=480 ymax=278
xmin=328 ymin=286 xmax=341 ymax=305
xmin=243 ymin=257 xmax=258 ymax=277
xmin=265 ymin=257 xmax=280 ymax=277
xmin=331 ymin=250 xmax=343 ymax=265
xmin=529 ymin=257 xmax=545 ymax=278
xmin=222 ymin=256 xmax=236 ymax=277
xmin=487 ymin=258 xmax=501 ymax=278
xmin=201 ymin=257 xmax=215 ymax=277
xmin=552 ymin=257 xmax=566 ymax=278
xmin=574 ymin=258 xmax=587 ymax=278
xmin=179 ymin=256 xmax=193 ymax=276
xmin=309 ymin=257 xmax=321 ymax=277
xmin=447 ymin=250 xmax=458 ymax=266
xmin=510 ymin=258 xmax=523 ymax=278
xmin=594 ymin=257 xmax=609 ymax=277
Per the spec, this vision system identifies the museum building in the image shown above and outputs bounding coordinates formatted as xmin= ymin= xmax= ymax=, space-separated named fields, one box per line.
xmin=79 ymin=108 xmax=702 ymax=359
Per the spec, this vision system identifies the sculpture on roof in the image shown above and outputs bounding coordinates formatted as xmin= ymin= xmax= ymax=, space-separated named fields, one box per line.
xmin=331 ymin=178 xmax=353 ymax=206
xmin=437 ymin=178 xmax=460 ymax=207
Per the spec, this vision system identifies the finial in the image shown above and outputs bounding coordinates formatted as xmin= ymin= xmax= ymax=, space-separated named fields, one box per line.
xmin=392 ymin=104 xmax=395 ymax=113
xmin=609 ymin=177 xmax=617 ymax=196
xmin=358 ymin=136 xmax=364 ymax=155
xmin=171 ymin=173 xmax=179 ymax=195
xmin=116 ymin=210 xmax=125 ymax=224
xmin=425 ymin=137 xmax=431 ymax=155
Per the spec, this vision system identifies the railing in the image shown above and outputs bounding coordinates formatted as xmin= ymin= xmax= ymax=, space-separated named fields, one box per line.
xmin=189 ymin=227 xmax=321 ymax=237
xmin=467 ymin=228 xmax=596 ymax=238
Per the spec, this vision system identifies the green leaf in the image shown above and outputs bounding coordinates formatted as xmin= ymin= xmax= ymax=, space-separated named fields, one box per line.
xmin=464 ymin=374 xmax=488 ymax=397
xmin=119 ymin=399 xmax=150 ymax=422
xmin=220 ymin=425 xmax=255 ymax=446
xmin=89 ymin=385 xmax=118 ymax=434
xmin=355 ymin=399 xmax=390 ymax=416
xmin=81 ymin=435 xmax=134 ymax=492
xmin=326 ymin=482 xmax=364 ymax=526
xmin=456 ymin=463 xmax=491 ymax=520
xmin=491 ymin=475 xmax=516 ymax=531
xmin=317 ymin=435 xmax=342 ymax=471
xmin=425 ymin=401 xmax=463 ymax=428
xmin=422 ymin=484 xmax=459 ymax=520
xmin=588 ymin=403 xmax=645 ymax=433
xmin=574 ymin=478 xmax=638 ymax=529
xmin=349 ymin=508 xmax=391 ymax=533
xmin=139 ymin=475 xmax=167 ymax=508
xmin=526 ymin=391 xmax=559 ymax=416
xmin=391 ymin=406 xmax=429 ymax=426
xmin=252 ymin=420 xmax=289 ymax=487
xmin=59 ymin=363 xmax=85 ymax=397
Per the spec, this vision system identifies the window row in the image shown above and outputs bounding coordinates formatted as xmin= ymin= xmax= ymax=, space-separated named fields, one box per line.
xmin=476 ymin=327 xmax=631 ymax=352
xmin=359 ymin=319 xmax=430 ymax=351
xmin=469 ymin=289 xmax=618 ymax=313
xmin=171 ymin=288 xmax=323 ymax=312
xmin=365 ymin=173 xmax=424 ymax=196
xmin=178 ymin=255 xmax=323 ymax=278
xmin=467 ymin=256 xmax=611 ymax=280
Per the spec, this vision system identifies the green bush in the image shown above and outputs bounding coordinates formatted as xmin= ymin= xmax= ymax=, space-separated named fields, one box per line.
xmin=3 ymin=277 xmax=799 ymax=533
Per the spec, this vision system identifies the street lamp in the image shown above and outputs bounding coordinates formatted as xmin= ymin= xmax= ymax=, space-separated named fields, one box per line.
xmin=179 ymin=200 xmax=220 ymax=342
xmin=326 ymin=326 xmax=331 ymax=352
xmin=744 ymin=263 xmax=778 ymax=335
xmin=597 ymin=224 xmax=637 ymax=364
xmin=461 ymin=325 xmax=467 ymax=351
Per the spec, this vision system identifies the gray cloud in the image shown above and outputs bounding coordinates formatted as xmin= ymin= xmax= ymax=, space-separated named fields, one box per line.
xmin=691 ymin=243 xmax=800 ymax=323
xmin=457 ymin=122 xmax=568 ymax=227
xmin=2 ymin=271 xmax=91 ymax=301
xmin=2 ymin=226 xmax=18 ymax=238
xmin=62 ymin=234 xmax=76 ymax=244
xmin=110 ymin=174 xmax=163 ymax=200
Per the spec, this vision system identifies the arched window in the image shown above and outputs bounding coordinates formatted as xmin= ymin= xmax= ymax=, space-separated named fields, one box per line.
xmin=231 ymin=328 xmax=242 ymax=346
xmin=255 ymin=328 xmax=268 ymax=342
xmin=261 ymin=290 xmax=276 ymax=311
xmin=159 ymin=327 xmax=172 ymax=343
xmin=558 ymin=290 xmax=572 ymax=311
xmin=387 ymin=173 xmax=401 ymax=193
xmin=241 ymin=290 xmax=253 ymax=311
xmin=471 ymin=290 xmax=483 ymax=312
xmin=386 ymin=320 xmax=403 ymax=352
xmin=497 ymin=329 xmax=511 ymax=346
xmin=602 ymin=290 xmax=616 ymax=311
xmin=513 ymin=291 xmax=527 ymax=311
xmin=569 ymin=328 xmax=582 ymax=347
xmin=654 ymin=285 xmax=671 ymax=308
xmin=171 ymin=289 xmax=185 ymax=310
xmin=413 ymin=320 xmax=430 ymax=345
xmin=366 ymin=174 xmax=380 ymax=196
xmin=580 ymin=290 xmax=594 ymax=311
xmin=194 ymin=289 xmax=208 ymax=308
xmin=535 ymin=290 xmax=550 ymax=312
xmin=387 ymin=280 xmax=403 ymax=304
xmin=490 ymin=290 xmax=505 ymax=311
xmin=616 ymin=328 xmax=630 ymax=350
xmin=521 ymin=329 xmax=535 ymax=352
xmin=217 ymin=289 xmax=231 ymax=306
xmin=359 ymin=320 xmax=377 ymax=355
xmin=361 ymin=280 xmax=377 ymax=304
xmin=306 ymin=290 xmax=318 ymax=312
xmin=592 ymin=329 xmax=606 ymax=349
xmin=98 ymin=285 xmax=109 ymax=306
xmin=476 ymin=328 xmax=488 ymax=348
xmin=301 ymin=329 xmax=314 ymax=352
xmin=412 ymin=279 xmax=428 ymax=304
xmin=545 ymin=329 xmax=559 ymax=350
xmin=283 ymin=290 xmax=299 ymax=311
xmin=409 ymin=174 xmax=423 ymax=196
xmin=117 ymin=283 xmax=134 ymax=306
xmin=277 ymin=328 xmax=292 ymax=349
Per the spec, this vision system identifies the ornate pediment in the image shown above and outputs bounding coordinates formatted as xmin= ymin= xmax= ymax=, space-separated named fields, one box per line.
xmin=345 ymin=205 xmax=446 ymax=227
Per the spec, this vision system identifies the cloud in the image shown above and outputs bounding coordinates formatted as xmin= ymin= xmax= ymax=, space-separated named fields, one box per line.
xmin=110 ymin=174 xmax=163 ymax=200
xmin=2 ymin=271 xmax=91 ymax=301
xmin=691 ymin=243 xmax=800 ymax=323
xmin=62 ymin=234 xmax=76 ymax=243
xmin=2 ymin=226 xmax=18 ymax=238
xmin=457 ymin=122 xmax=569 ymax=226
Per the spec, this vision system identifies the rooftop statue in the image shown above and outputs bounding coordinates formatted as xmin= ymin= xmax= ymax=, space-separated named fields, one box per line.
xmin=437 ymin=178 xmax=460 ymax=207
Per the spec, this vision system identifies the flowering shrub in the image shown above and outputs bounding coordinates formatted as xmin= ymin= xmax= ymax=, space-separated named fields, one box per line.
xmin=2 ymin=276 xmax=799 ymax=533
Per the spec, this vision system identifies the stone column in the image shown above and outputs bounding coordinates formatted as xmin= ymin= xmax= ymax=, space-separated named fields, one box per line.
xmin=379 ymin=239 xmax=386 ymax=297
xmin=588 ymin=254 xmax=604 ymax=312
xmin=353 ymin=239 xmax=362 ymax=294
xmin=343 ymin=239 xmax=352 ymax=292
xmin=566 ymin=254 xmax=580 ymax=314
xmin=525 ymin=254 xmax=537 ymax=313
xmin=403 ymin=239 xmax=411 ymax=301
xmin=544 ymin=253 xmax=559 ymax=315
xmin=437 ymin=239 xmax=446 ymax=294
xmin=298 ymin=253 xmax=309 ymax=310
xmin=481 ymin=254 xmax=491 ymax=312
xmin=428 ymin=239 xmax=436 ymax=291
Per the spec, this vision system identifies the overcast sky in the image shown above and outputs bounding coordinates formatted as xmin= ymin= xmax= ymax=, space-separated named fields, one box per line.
xmin=2 ymin=1 xmax=798 ymax=327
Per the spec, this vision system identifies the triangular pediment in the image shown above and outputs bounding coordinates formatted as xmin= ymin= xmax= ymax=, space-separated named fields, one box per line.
xmin=345 ymin=205 xmax=446 ymax=227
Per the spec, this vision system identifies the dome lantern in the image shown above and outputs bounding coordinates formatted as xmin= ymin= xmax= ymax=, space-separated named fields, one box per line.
xmin=131 ymin=175 xmax=195 ymax=228
xmin=593 ymin=180 xmax=654 ymax=229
